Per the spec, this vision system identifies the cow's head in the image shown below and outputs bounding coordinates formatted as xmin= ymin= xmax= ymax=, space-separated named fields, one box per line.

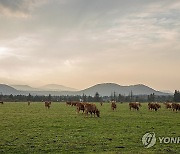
xmin=96 ymin=110 xmax=100 ymax=117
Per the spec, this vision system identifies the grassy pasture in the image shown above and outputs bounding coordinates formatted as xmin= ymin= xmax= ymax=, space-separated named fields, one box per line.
xmin=0 ymin=102 xmax=179 ymax=154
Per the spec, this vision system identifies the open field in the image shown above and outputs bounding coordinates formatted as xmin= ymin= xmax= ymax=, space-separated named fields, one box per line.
xmin=0 ymin=102 xmax=179 ymax=153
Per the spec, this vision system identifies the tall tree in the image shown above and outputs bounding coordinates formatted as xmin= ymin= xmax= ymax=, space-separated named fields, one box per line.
xmin=148 ymin=93 xmax=155 ymax=102
xmin=130 ymin=90 xmax=133 ymax=102
xmin=82 ymin=93 xmax=87 ymax=102
xmin=94 ymin=92 xmax=100 ymax=102
xmin=27 ymin=93 xmax=32 ymax=101
xmin=48 ymin=94 xmax=52 ymax=101
xmin=174 ymin=90 xmax=180 ymax=102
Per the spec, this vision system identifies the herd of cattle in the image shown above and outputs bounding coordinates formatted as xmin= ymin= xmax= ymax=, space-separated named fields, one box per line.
xmin=64 ymin=101 xmax=180 ymax=117
xmin=1 ymin=101 xmax=180 ymax=118
xmin=66 ymin=101 xmax=100 ymax=117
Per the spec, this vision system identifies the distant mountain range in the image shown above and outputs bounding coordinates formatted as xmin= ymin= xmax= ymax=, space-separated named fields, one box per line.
xmin=78 ymin=83 xmax=172 ymax=96
xmin=11 ymin=85 xmax=40 ymax=91
xmin=161 ymin=90 xmax=174 ymax=93
xmin=11 ymin=84 xmax=78 ymax=92
xmin=0 ymin=83 xmax=172 ymax=96
xmin=38 ymin=84 xmax=78 ymax=91
xmin=0 ymin=84 xmax=20 ymax=95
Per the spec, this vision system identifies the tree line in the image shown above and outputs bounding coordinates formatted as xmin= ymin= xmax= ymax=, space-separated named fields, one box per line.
xmin=0 ymin=90 xmax=178 ymax=102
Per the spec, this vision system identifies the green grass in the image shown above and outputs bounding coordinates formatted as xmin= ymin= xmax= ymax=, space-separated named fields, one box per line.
xmin=0 ymin=102 xmax=179 ymax=154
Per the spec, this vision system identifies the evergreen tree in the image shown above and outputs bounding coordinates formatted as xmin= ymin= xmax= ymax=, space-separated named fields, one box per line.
xmin=148 ymin=93 xmax=155 ymax=102
xmin=27 ymin=93 xmax=32 ymax=101
xmin=94 ymin=92 xmax=100 ymax=102
xmin=82 ymin=93 xmax=87 ymax=102
xmin=118 ymin=94 xmax=124 ymax=102
xmin=0 ymin=92 xmax=2 ymax=101
xmin=130 ymin=90 xmax=133 ymax=102
xmin=48 ymin=94 xmax=52 ymax=101
xmin=174 ymin=90 xmax=180 ymax=102
xmin=9 ymin=94 xmax=14 ymax=101
xmin=113 ymin=91 xmax=116 ymax=101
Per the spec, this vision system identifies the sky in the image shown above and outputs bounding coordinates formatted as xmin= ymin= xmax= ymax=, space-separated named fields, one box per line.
xmin=0 ymin=0 xmax=180 ymax=91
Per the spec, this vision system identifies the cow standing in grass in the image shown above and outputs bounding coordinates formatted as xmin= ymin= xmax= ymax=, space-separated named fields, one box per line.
xmin=111 ymin=102 xmax=117 ymax=111
xmin=66 ymin=101 xmax=72 ymax=106
xmin=45 ymin=101 xmax=51 ymax=109
xmin=148 ymin=102 xmax=161 ymax=111
xmin=148 ymin=102 xmax=156 ymax=111
xmin=100 ymin=102 xmax=103 ymax=106
xmin=172 ymin=103 xmax=180 ymax=111
xmin=71 ymin=102 xmax=78 ymax=106
xmin=0 ymin=101 xmax=3 ymax=104
xmin=28 ymin=101 xmax=31 ymax=106
xmin=76 ymin=102 xmax=85 ymax=113
xmin=164 ymin=102 xmax=172 ymax=109
xmin=84 ymin=103 xmax=100 ymax=117
xmin=155 ymin=103 xmax=161 ymax=109
xmin=129 ymin=102 xmax=140 ymax=111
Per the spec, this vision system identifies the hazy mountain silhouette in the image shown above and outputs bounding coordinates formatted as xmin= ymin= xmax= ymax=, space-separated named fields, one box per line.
xmin=78 ymin=83 xmax=170 ymax=96
xmin=0 ymin=84 xmax=20 ymax=95
xmin=39 ymin=84 xmax=78 ymax=91
xmin=11 ymin=85 xmax=40 ymax=91
xmin=0 ymin=83 xmax=171 ymax=96
xmin=161 ymin=90 xmax=173 ymax=94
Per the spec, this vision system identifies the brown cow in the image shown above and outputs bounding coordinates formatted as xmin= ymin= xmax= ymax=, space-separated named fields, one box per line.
xmin=84 ymin=103 xmax=100 ymax=117
xmin=148 ymin=102 xmax=153 ymax=110
xmin=148 ymin=102 xmax=161 ymax=111
xmin=45 ymin=101 xmax=51 ymax=109
xmin=66 ymin=101 xmax=72 ymax=106
xmin=0 ymin=101 xmax=3 ymax=104
xmin=129 ymin=102 xmax=140 ymax=111
xmin=155 ymin=103 xmax=161 ymax=109
xmin=111 ymin=102 xmax=117 ymax=111
xmin=164 ymin=102 xmax=172 ymax=109
xmin=28 ymin=101 xmax=31 ymax=106
xmin=172 ymin=103 xmax=180 ymax=111
xmin=71 ymin=102 xmax=78 ymax=106
xmin=76 ymin=102 xmax=85 ymax=113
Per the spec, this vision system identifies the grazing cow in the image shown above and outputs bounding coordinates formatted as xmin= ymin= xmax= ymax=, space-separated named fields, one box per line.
xmin=129 ymin=102 xmax=139 ymax=111
xmin=148 ymin=102 xmax=161 ymax=111
xmin=91 ymin=104 xmax=100 ymax=117
xmin=0 ymin=101 xmax=3 ymax=104
xmin=84 ymin=103 xmax=100 ymax=117
xmin=111 ymin=102 xmax=117 ymax=111
xmin=100 ymin=102 xmax=103 ymax=106
xmin=28 ymin=101 xmax=31 ymax=106
xmin=45 ymin=101 xmax=51 ymax=109
xmin=164 ymin=102 xmax=172 ymax=109
xmin=172 ymin=103 xmax=180 ymax=111
xmin=66 ymin=101 xmax=72 ymax=106
xmin=155 ymin=103 xmax=161 ymax=109
xmin=76 ymin=102 xmax=85 ymax=113
xmin=71 ymin=102 xmax=78 ymax=106
xmin=148 ymin=102 xmax=155 ymax=111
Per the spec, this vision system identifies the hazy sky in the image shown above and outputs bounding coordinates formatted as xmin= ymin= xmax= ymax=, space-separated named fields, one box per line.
xmin=0 ymin=0 xmax=180 ymax=91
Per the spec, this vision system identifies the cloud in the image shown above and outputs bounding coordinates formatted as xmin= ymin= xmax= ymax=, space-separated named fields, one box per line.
xmin=0 ymin=0 xmax=180 ymax=90
xmin=0 ymin=0 xmax=48 ymax=17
